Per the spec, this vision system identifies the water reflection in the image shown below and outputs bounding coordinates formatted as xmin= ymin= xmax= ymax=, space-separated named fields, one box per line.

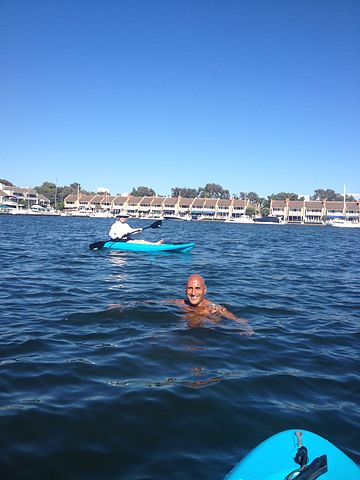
xmin=108 ymin=252 xmax=128 ymax=268
xmin=108 ymin=366 xmax=229 ymax=390
xmin=107 ymin=252 xmax=129 ymax=287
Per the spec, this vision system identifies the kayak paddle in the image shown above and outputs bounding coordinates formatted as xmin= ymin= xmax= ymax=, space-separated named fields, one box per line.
xmin=89 ymin=220 xmax=162 ymax=250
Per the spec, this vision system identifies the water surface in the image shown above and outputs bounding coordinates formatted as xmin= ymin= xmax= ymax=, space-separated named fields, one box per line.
xmin=0 ymin=216 xmax=359 ymax=479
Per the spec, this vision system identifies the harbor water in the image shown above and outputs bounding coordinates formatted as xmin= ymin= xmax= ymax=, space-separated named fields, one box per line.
xmin=0 ymin=215 xmax=359 ymax=479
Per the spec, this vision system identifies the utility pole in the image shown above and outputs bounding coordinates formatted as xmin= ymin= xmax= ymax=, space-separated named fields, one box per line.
xmin=55 ymin=178 xmax=58 ymax=210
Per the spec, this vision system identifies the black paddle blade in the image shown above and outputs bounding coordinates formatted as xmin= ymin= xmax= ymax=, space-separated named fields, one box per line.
xmin=150 ymin=220 xmax=162 ymax=229
xmin=89 ymin=240 xmax=106 ymax=250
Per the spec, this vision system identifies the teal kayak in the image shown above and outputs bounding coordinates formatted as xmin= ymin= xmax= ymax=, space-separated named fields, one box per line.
xmin=224 ymin=429 xmax=360 ymax=480
xmin=89 ymin=240 xmax=195 ymax=253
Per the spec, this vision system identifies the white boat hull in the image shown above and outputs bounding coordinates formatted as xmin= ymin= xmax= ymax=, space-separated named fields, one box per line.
xmin=331 ymin=221 xmax=360 ymax=228
xmin=225 ymin=216 xmax=254 ymax=224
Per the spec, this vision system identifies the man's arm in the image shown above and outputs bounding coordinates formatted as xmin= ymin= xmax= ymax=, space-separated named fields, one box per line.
xmin=217 ymin=305 xmax=246 ymax=323
xmin=217 ymin=305 xmax=253 ymax=335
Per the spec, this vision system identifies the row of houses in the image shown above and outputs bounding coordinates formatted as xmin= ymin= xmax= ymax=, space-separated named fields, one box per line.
xmin=271 ymin=199 xmax=360 ymax=223
xmin=1 ymin=183 xmax=359 ymax=223
xmin=64 ymin=193 xmax=360 ymax=223
xmin=64 ymin=193 xmax=239 ymax=219
xmin=0 ymin=183 xmax=50 ymax=210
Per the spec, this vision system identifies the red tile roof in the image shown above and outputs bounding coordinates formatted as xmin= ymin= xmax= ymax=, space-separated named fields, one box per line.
xmin=305 ymin=201 xmax=323 ymax=209
xmin=288 ymin=201 xmax=304 ymax=208
xmin=217 ymin=199 xmax=231 ymax=207
xmin=127 ymin=196 xmax=142 ymax=204
xmin=113 ymin=196 xmax=128 ymax=204
xmin=179 ymin=198 xmax=193 ymax=206
xmin=192 ymin=198 xmax=205 ymax=207
xmin=204 ymin=198 xmax=217 ymax=206
xmin=163 ymin=197 xmax=178 ymax=206
xmin=232 ymin=199 xmax=246 ymax=207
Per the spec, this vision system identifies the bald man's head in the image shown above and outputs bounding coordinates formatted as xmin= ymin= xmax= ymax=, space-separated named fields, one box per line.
xmin=185 ymin=274 xmax=207 ymax=306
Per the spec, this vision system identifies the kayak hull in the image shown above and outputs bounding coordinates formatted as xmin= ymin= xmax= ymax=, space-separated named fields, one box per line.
xmin=224 ymin=429 xmax=360 ymax=480
xmin=102 ymin=241 xmax=195 ymax=253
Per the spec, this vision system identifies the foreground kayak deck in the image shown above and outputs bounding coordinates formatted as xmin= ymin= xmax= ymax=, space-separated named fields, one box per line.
xmin=224 ymin=429 xmax=360 ymax=480
xmin=102 ymin=241 xmax=195 ymax=253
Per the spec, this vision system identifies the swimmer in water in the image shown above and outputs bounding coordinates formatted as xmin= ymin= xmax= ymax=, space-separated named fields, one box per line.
xmin=167 ymin=273 xmax=253 ymax=335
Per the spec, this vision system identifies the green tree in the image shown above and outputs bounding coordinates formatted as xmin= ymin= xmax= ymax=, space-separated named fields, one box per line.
xmin=0 ymin=179 xmax=14 ymax=186
xmin=261 ymin=198 xmax=271 ymax=209
xmin=69 ymin=182 xmax=96 ymax=195
xmin=130 ymin=186 xmax=156 ymax=197
xmin=239 ymin=191 xmax=262 ymax=204
xmin=70 ymin=182 xmax=81 ymax=192
xmin=346 ymin=194 xmax=356 ymax=201
xmin=35 ymin=181 xmax=96 ymax=207
xmin=198 ymin=183 xmax=230 ymax=199
xmin=260 ymin=206 xmax=270 ymax=216
xmin=35 ymin=181 xmax=57 ymax=205
xmin=58 ymin=185 xmax=76 ymax=201
xmin=245 ymin=206 xmax=257 ymax=217
xmin=269 ymin=192 xmax=299 ymax=201
xmin=311 ymin=189 xmax=339 ymax=201
xmin=171 ymin=187 xmax=199 ymax=198
xmin=311 ymin=188 xmax=355 ymax=201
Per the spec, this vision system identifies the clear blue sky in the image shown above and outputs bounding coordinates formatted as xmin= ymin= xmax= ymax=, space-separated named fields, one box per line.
xmin=1 ymin=0 xmax=359 ymax=197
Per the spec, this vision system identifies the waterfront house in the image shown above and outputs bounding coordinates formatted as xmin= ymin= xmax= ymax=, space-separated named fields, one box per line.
xmin=59 ymin=191 xmax=359 ymax=223
xmin=64 ymin=194 xmax=78 ymax=210
xmin=77 ymin=194 xmax=93 ymax=211
xmin=270 ymin=200 xmax=287 ymax=221
xmin=0 ymin=183 xmax=50 ymax=210
xmin=344 ymin=201 xmax=360 ymax=221
xmin=191 ymin=198 xmax=206 ymax=218
xmin=271 ymin=199 xmax=324 ymax=223
xmin=0 ymin=187 xmax=18 ymax=211
xmin=324 ymin=201 xmax=345 ymax=221
xmin=126 ymin=196 xmax=142 ymax=217
xmin=0 ymin=188 xmax=7 ymax=204
xmin=303 ymin=201 xmax=324 ymax=223
xmin=112 ymin=195 xmax=128 ymax=213
xmin=138 ymin=196 xmax=153 ymax=217
xmin=163 ymin=197 xmax=178 ymax=217
xmin=100 ymin=193 xmax=114 ymax=211
xmin=150 ymin=197 xmax=165 ymax=217
xmin=178 ymin=197 xmax=193 ymax=216
xmin=202 ymin=198 xmax=217 ymax=220
xmin=37 ymin=194 xmax=51 ymax=208
xmin=287 ymin=200 xmax=304 ymax=223
xmin=217 ymin=199 xmax=232 ymax=219
xmin=270 ymin=199 xmax=360 ymax=224
xmin=232 ymin=199 xmax=247 ymax=218
xmin=88 ymin=194 xmax=104 ymax=211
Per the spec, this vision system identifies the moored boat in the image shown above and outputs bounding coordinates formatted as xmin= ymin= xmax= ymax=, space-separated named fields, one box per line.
xmin=90 ymin=210 xmax=115 ymax=218
xmin=329 ymin=185 xmax=360 ymax=228
xmin=163 ymin=214 xmax=191 ymax=221
xmin=253 ymin=216 xmax=286 ymax=224
xmin=330 ymin=219 xmax=360 ymax=228
xmin=61 ymin=209 xmax=92 ymax=217
xmin=225 ymin=216 xmax=254 ymax=224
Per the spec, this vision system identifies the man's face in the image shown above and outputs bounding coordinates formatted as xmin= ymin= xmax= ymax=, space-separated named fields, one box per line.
xmin=185 ymin=276 xmax=206 ymax=306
